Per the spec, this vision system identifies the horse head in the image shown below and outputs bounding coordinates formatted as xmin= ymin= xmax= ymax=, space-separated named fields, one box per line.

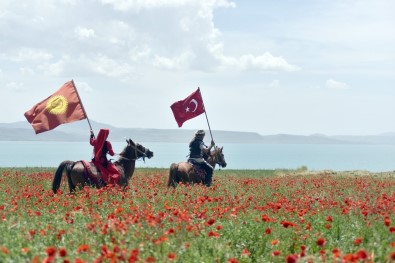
xmin=119 ymin=139 xmax=154 ymax=161
xmin=211 ymin=146 xmax=227 ymax=168
xmin=127 ymin=139 xmax=154 ymax=160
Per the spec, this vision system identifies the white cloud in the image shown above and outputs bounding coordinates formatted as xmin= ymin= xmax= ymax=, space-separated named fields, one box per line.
xmin=74 ymin=81 xmax=93 ymax=92
xmin=218 ymin=53 xmax=299 ymax=72
xmin=88 ymin=55 xmax=134 ymax=78
xmin=74 ymin=26 xmax=95 ymax=39
xmin=153 ymin=51 xmax=195 ymax=70
xmin=19 ymin=67 xmax=35 ymax=76
xmin=5 ymin=82 xmax=25 ymax=92
xmin=325 ymin=79 xmax=350 ymax=90
xmin=129 ymin=46 xmax=151 ymax=62
xmin=46 ymin=64 xmax=63 ymax=76
xmin=94 ymin=0 xmax=295 ymax=72
xmin=268 ymin=79 xmax=280 ymax=88
xmin=0 ymin=48 xmax=52 ymax=62
xmin=100 ymin=0 xmax=235 ymax=12
xmin=0 ymin=0 xmax=298 ymax=81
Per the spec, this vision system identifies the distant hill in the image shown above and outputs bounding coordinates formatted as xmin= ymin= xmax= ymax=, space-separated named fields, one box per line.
xmin=1 ymin=120 xmax=395 ymax=144
xmin=0 ymin=120 xmax=263 ymax=143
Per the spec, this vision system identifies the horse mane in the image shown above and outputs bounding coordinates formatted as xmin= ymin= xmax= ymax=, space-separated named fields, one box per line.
xmin=113 ymin=140 xmax=134 ymax=165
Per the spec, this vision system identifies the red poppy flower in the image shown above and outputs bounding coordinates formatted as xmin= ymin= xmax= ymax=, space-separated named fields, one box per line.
xmin=332 ymin=248 xmax=341 ymax=258
xmin=208 ymin=231 xmax=220 ymax=238
xmin=356 ymin=250 xmax=368 ymax=260
xmin=76 ymin=244 xmax=90 ymax=253
xmin=165 ymin=228 xmax=175 ymax=235
xmin=206 ymin=218 xmax=215 ymax=226
xmin=317 ymin=237 xmax=326 ymax=247
xmin=353 ymin=237 xmax=363 ymax=245
xmin=46 ymin=246 xmax=57 ymax=257
xmin=281 ymin=220 xmax=296 ymax=228
xmin=59 ymin=248 xmax=67 ymax=257
xmin=1 ymin=247 xmax=9 ymax=255
xmin=227 ymin=258 xmax=239 ymax=263
xmin=286 ymin=254 xmax=298 ymax=263
xmin=167 ymin=252 xmax=176 ymax=261
xmin=146 ymin=256 xmax=156 ymax=262
xmin=241 ymin=248 xmax=250 ymax=256
xmin=384 ymin=216 xmax=391 ymax=227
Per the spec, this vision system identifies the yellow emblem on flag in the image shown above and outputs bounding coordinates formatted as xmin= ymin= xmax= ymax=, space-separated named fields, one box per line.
xmin=46 ymin=95 xmax=68 ymax=115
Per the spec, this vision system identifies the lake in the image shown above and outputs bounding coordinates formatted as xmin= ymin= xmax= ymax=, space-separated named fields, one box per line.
xmin=1 ymin=141 xmax=395 ymax=172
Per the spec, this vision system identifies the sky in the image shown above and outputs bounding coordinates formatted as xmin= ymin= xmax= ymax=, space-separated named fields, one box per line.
xmin=1 ymin=0 xmax=394 ymax=136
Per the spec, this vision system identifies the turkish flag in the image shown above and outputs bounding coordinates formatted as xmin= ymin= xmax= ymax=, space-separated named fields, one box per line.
xmin=170 ymin=88 xmax=205 ymax=127
xmin=24 ymin=81 xmax=86 ymax=134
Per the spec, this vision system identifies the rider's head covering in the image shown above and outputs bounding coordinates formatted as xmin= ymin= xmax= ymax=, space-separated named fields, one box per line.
xmin=94 ymin=128 xmax=110 ymax=160
xmin=195 ymin=130 xmax=205 ymax=139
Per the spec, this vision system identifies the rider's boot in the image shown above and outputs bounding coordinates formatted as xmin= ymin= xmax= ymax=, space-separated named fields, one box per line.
xmin=204 ymin=172 xmax=213 ymax=187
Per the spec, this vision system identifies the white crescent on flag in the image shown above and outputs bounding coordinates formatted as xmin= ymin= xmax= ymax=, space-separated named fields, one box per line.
xmin=189 ymin=99 xmax=198 ymax=112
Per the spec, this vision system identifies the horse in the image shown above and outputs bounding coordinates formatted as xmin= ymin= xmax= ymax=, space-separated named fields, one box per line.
xmin=52 ymin=139 xmax=153 ymax=194
xmin=167 ymin=146 xmax=227 ymax=187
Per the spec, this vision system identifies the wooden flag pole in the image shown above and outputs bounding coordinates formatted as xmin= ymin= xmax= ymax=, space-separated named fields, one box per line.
xmin=198 ymin=87 xmax=215 ymax=144
xmin=71 ymin=79 xmax=94 ymax=136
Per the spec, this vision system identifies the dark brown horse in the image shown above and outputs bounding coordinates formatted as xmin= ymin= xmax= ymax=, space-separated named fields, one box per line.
xmin=167 ymin=146 xmax=227 ymax=187
xmin=52 ymin=139 xmax=153 ymax=193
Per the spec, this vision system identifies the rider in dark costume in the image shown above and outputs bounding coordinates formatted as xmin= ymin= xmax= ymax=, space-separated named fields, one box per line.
xmin=188 ymin=130 xmax=215 ymax=186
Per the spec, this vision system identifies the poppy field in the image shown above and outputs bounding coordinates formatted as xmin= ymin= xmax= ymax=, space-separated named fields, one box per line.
xmin=1 ymin=167 xmax=395 ymax=262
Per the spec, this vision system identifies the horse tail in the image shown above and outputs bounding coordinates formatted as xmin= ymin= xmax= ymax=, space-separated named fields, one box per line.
xmin=167 ymin=163 xmax=178 ymax=187
xmin=52 ymin=160 xmax=74 ymax=194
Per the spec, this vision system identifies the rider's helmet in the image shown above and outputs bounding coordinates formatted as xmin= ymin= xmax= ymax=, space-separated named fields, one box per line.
xmin=195 ymin=130 xmax=205 ymax=139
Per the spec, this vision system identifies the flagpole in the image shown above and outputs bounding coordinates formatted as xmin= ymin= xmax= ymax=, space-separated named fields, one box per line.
xmin=198 ymin=87 xmax=215 ymax=144
xmin=71 ymin=79 xmax=94 ymax=135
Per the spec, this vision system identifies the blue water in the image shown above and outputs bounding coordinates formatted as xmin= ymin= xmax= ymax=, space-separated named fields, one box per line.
xmin=1 ymin=141 xmax=395 ymax=172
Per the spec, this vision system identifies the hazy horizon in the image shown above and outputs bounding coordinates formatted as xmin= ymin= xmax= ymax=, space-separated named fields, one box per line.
xmin=3 ymin=119 xmax=395 ymax=138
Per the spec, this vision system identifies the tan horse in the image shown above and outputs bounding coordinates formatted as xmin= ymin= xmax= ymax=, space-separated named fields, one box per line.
xmin=167 ymin=146 xmax=227 ymax=187
xmin=52 ymin=139 xmax=153 ymax=193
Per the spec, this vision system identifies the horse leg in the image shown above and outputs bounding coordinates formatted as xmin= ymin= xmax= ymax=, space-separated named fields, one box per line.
xmin=203 ymin=163 xmax=214 ymax=187
xmin=67 ymin=163 xmax=77 ymax=193
xmin=52 ymin=161 xmax=74 ymax=194
xmin=68 ymin=161 xmax=92 ymax=192
xmin=167 ymin=163 xmax=178 ymax=187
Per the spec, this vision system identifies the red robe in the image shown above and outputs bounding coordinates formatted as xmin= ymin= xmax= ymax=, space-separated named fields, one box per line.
xmin=90 ymin=128 xmax=120 ymax=184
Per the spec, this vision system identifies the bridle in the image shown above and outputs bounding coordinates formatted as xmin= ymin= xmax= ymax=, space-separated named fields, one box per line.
xmin=209 ymin=147 xmax=225 ymax=168
xmin=118 ymin=142 xmax=150 ymax=161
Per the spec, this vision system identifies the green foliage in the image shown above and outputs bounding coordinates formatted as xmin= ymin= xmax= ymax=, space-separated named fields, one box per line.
xmin=1 ymin=168 xmax=395 ymax=262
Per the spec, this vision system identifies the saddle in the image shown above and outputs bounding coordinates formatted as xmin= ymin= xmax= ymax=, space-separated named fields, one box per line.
xmin=188 ymin=160 xmax=206 ymax=181
xmin=81 ymin=160 xmax=120 ymax=187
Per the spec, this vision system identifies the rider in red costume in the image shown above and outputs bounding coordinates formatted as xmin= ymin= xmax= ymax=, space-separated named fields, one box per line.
xmin=90 ymin=128 xmax=120 ymax=184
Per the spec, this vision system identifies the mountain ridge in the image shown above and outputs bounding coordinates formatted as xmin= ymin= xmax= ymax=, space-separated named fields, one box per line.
xmin=1 ymin=121 xmax=395 ymax=144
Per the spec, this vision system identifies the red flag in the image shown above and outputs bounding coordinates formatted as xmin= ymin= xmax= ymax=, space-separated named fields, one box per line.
xmin=24 ymin=81 xmax=86 ymax=134
xmin=170 ymin=88 xmax=205 ymax=127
